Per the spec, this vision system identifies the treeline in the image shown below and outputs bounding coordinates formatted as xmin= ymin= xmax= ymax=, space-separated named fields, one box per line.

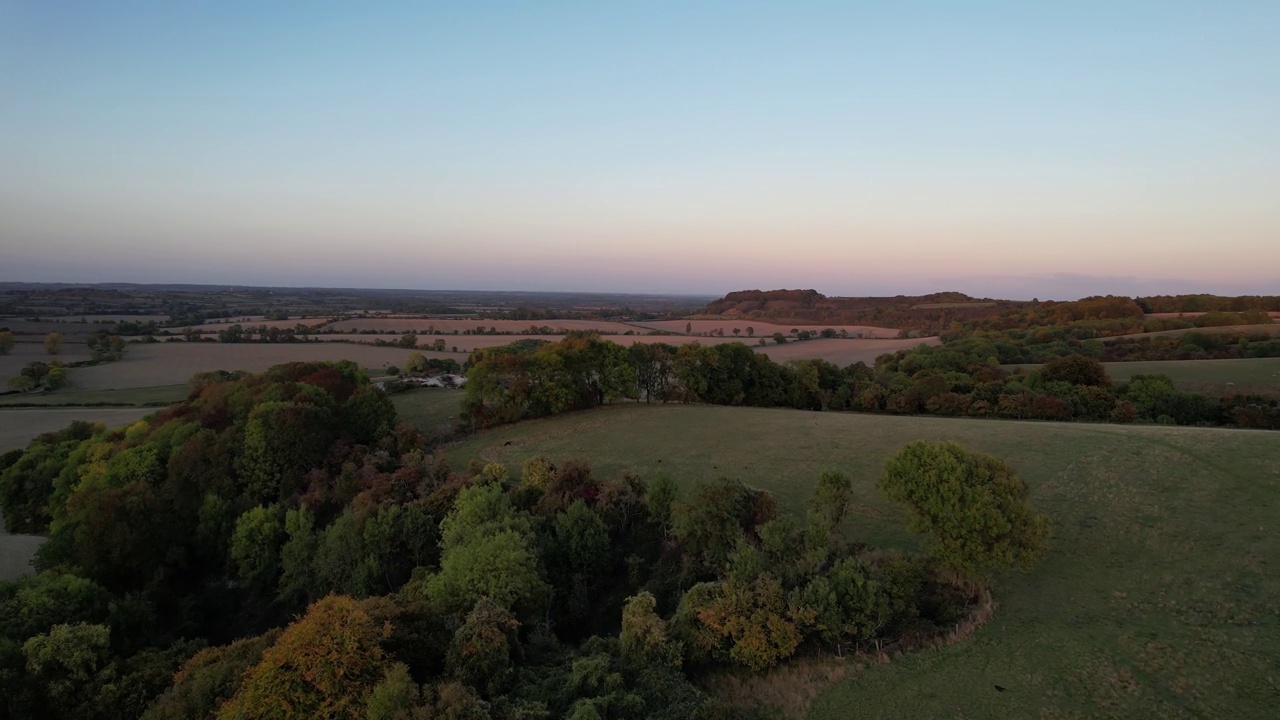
xmin=963 ymin=328 xmax=1280 ymax=365
xmin=1137 ymin=294 xmax=1280 ymax=313
xmin=462 ymin=335 xmax=1280 ymax=430
xmin=0 ymin=362 xmax=1048 ymax=718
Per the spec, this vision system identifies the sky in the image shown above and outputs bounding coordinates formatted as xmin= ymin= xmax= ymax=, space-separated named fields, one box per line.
xmin=1 ymin=1 xmax=1277 ymax=300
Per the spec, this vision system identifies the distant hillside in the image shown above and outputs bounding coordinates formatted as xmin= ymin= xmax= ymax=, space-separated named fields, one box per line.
xmin=702 ymin=289 xmax=1020 ymax=333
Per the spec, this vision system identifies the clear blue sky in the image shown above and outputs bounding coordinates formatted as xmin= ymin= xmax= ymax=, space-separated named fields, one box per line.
xmin=2 ymin=1 xmax=1277 ymax=299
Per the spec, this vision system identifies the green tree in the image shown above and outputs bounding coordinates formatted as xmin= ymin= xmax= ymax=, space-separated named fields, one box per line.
xmin=447 ymin=598 xmax=519 ymax=690
xmin=23 ymin=622 xmax=111 ymax=716
xmin=880 ymin=441 xmax=1050 ymax=577
xmin=1042 ymin=355 xmax=1110 ymax=387
xmin=620 ymin=591 xmax=681 ymax=668
xmin=7 ymin=375 xmax=36 ymax=392
xmin=230 ymin=505 xmax=286 ymax=597
xmin=810 ymin=471 xmax=852 ymax=536
xmin=44 ymin=332 xmax=63 ymax=355
xmin=0 ymin=330 xmax=14 ymax=355
xmin=364 ymin=663 xmax=419 ymax=720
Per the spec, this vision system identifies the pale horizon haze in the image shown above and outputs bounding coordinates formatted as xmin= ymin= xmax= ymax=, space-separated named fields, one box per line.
xmin=2 ymin=1 xmax=1277 ymax=300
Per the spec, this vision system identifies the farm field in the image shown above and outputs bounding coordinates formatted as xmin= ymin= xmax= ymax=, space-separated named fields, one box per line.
xmin=445 ymin=404 xmax=1279 ymax=719
xmin=327 ymin=318 xmax=641 ymax=334
xmin=1008 ymin=358 xmax=1280 ymax=398
xmin=0 ymin=407 xmax=155 ymax=453
xmin=64 ymin=342 xmax=431 ymax=390
xmin=630 ymin=319 xmax=901 ymax=338
xmin=0 ymin=384 xmax=189 ymax=408
xmin=0 ymin=340 xmax=94 ymax=378
xmin=756 ymin=337 xmax=940 ymax=366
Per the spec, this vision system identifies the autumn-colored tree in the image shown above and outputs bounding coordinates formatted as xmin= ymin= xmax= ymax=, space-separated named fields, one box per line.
xmin=44 ymin=332 xmax=63 ymax=355
xmin=683 ymin=575 xmax=812 ymax=671
xmin=620 ymin=591 xmax=681 ymax=668
xmin=217 ymin=595 xmax=388 ymax=720
xmin=0 ymin=330 xmax=14 ymax=355
xmin=447 ymin=598 xmax=519 ymax=690
xmin=880 ymin=441 xmax=1049 ymax=577
xmin=519 ymin=455 xmax=555 ymax=491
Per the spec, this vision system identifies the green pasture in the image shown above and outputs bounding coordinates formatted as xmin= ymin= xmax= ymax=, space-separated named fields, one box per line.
xmin=440 ymin=403 xmax=1279 ymax=719
xmin=391 ymin=388 xmax=465 ymax=440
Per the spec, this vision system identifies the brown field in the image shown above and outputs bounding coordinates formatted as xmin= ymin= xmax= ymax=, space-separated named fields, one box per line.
xmin=1104 ymin=324 xmax=1280 ymax=342
xmin=0 ymin=340 xmax=94 ymax=378
xmin=754 ymin=337 xmax=940 ymax=366
xmin=326 ymin=334 xmax=783 ymax=354
xmin=0 ymin=319 xmax=106 ymax=336
xmin=628 ymin=319 xmax=901 ymax=338
xmin=0 ymin=407 xmax=155 ymax=453
xmin=327 ymin=318 xmax=641 ymax=334
xmin=65 ymin=342 xmax=435 ymax=390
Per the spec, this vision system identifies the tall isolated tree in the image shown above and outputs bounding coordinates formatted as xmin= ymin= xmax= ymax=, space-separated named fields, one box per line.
xmin=879 ymin=441 xmax=1049 ymax=577
xmin=44 ymin=332 xmax=63 ymax=355
xmin=0 ymin=330 xmax=14 ymax=355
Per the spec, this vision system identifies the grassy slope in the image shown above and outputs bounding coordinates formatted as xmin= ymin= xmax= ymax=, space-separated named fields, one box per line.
xmin=441 ymin=403 xmax=1279 ymax=719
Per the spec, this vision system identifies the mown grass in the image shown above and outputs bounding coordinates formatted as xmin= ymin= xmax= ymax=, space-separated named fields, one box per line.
xmin=440 ymin=403 xmax=1280 ymax=719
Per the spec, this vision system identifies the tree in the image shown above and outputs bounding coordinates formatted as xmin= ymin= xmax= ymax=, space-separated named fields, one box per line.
xmin=879 ymin=441 xmax=1049 ymax=577
xmin=746 ymin=327 xmax=753 ymax=338
xmin=23 ymin=622 xmax=112 ymax=716
xmin=685 ymin=322 xmax=692 ymax=335
xmin=7 ymin=375 xmax=35 ymax=392
xmin=810 ymin=471 xmax=852 ymax=536
xmin=447 ymin=598 xmax=519 ymax=690
xmin=1042 ymin=355 xmax=1110 ymax=387
xmin=620 ymin=592 xmax=681 ymax=668
xmin=217 ymin=596 xmax=388 ymax=720
xmin=680 ymin=575 xmax=810 ymax=671
xmin=0 ymin=331 xmax=14 ymax=355
xmin=44 ymin=332 xmax=63 ymax=355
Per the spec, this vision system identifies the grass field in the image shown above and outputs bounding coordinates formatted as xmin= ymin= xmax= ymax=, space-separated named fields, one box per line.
xmin=442 ymin=404 xmax=1279 ymax=719
xmin=1008 ymin=358 xmax=1280 ymax=398
xmin=391 ymin=389 xmax=465 ymax=440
